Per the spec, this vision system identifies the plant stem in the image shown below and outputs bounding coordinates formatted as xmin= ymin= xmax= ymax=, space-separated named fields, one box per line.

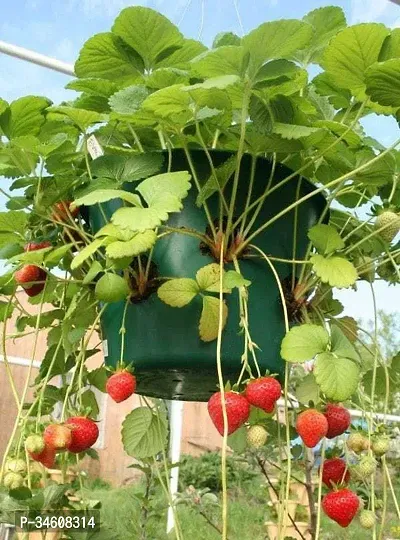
xmin=1 ymin=295 xmax=20 ymax=407
xmin=305 ymin=449 xmax=317 ymax=539
xmin=127 ymin=124 xmax=144 ymax=153
xmin=314 ymin=441 xmax=325 ymax=540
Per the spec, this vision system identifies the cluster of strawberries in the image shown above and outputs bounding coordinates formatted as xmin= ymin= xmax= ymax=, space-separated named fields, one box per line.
xmin=25 ymin=416 xmax=99 ymax=469
xmin=14 ymin=202 xmax=78 ymax=297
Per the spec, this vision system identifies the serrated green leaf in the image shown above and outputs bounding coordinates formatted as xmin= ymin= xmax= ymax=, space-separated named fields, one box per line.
xmin=295 ymin=373 xmax=320 ymax=405
xmin=281 ymin=324 xmax=329 ymax=363
xmin=308 ymin=224 xmax=345 ymax=254
xmin=330 ymin=325 xmax=359 ymax=361
xmin=0 ymin=211 xmax=27 ymax=236
xmin=187 ymin=75 xmax=240 ymax=91
xmin=112 ymin=7 xmax=183 ymax=69
xmin=48 ymin=106 xmax=107 ymax=132
xmin=66 ymin=78 xmax=119 ymax=98
xmin=83 ymin=261 xmax=103 ymax=285
xmin=81 ymin=389 xmax=100 ymax=419
xmin=106 ymin=230 xmax=157 ymax=259
xmin=44 ymin=244 xmax=74 ymax=266
xmin=109 ymin=85 xmax=149 ymax=115
xmin=71 ymin=238 xmax=105 ymax=270
xmin=142 ymin=84 xmax=191 ymax=120
xmin=112 ymin=206 xmax=163 ymax=231
xmin=311 ymin=254 xmax=358 ymax=288
xmin=314 ymin=352 xmax=360 ymax=401
xmin=95 ymin=224 xmax=134 ymax=241
xmin=366 ymin=58 xmax=400 ymax=107
xmin=192 ymin=46 xmax=244 ymax=78
xmin=223 ymin=270 xmax=251 ymax=288
xmin=199 ymin=296 xmax=228 ymax=342
xmin=213 ymin=32 xmax=241 ymax=48
xmin=157 ymin=38 xmax=207 ymax=69
xmin=88 ymin=367 xmax=108 ymax=392
xmin=157 ymin=278 xmax=199 ymax=307
xmin=380 ymin=28 xmax=400 ymax=61
xmin=74 ymin=189 xmax=141 ymax=207
xmin=243 ymin=20 xmax=313 ymax=77
xmin=196 ymin=155 xmax=236 ymax=206
xmin=91 ymin=153 xmax=164 ymax=183
xmin=323 ymin=23 xmax=389 ymax=97
xmin=122 ymin=407 xmax=168 ymax=459
xmin=75 ymin=32 xmax=144 ymax=82
xmin=0 ymin=96 xmax=51 ymax=139
xmin=137 ymin=171 xmax=191 ymax=206
xmin=196 ymin=264 xmax=222 ymax=291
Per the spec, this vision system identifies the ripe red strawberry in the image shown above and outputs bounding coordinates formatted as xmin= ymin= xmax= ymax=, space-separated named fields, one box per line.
xmin=321 ymin=458 xmax=350 ymax=488
xmin=29 ymin=444 xmax=56 ymax=469
xmin=296 ymin=409 xmax=328 ymax=448
xmin=52 ymin=201 xmax=79 ymax=222
xmin=43 ymin=424 xmax=72 ymax=450
xmin=24 ymin=241 xmax=52 ymax=252
xmin=14 ymin=265 xmax=47 ymax=297
xmin=322 ymin=488 xmax=360 ymax=528
xmin=244 ymin=376 xmax=282 ymax=413
xmin=324 ymin=404 xmax=351 ymax=439
xmin=65 ymin=416 xmax=99 ymax=453
xmin=106 ymin=371 xmax=136 ymax=403
xmin=207 ymin=391 xmax=250 ymax=435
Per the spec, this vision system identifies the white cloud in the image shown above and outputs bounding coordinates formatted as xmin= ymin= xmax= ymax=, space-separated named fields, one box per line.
xmin=350 ymin=0 xmax=398 ymax=24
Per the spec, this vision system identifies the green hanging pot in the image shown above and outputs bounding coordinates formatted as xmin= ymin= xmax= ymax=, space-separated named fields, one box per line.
xmin=89 ymin=149 xmax=326 ymax=401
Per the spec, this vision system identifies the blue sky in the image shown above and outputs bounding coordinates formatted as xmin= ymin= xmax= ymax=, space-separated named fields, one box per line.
xmin=1 ymin=0 xmax=400 ymax=321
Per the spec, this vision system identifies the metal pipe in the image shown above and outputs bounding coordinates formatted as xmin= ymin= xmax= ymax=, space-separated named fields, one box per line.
xmin=166 ymin=400 xmax=184 ymax=534
xmin=0 ymin=40 xmax=75 ymax=76
xmin=0 ymin=355 xmax=40 ymax=369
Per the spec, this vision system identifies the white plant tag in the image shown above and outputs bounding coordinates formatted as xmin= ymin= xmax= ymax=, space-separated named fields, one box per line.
xmin=102 ymin=339 xmax=109 ymax=357
xmin=87 ymin=134 xmax=104 ymax=159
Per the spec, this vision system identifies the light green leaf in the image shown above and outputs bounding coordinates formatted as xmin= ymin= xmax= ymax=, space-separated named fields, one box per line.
xmin=379 ymin=28 xmax=400 ymax=60
xmin=0 ymin=96 xmax=51 ymax=139
xmin=91 ymin=153 xmax=164 ymax=183
xmin=355 ymin=150 xmax=396 ymax=186
xmin=66 ymin=78 xmax=119 ymax=98
xmin=157 ymin=38 xmax=207 ymax=69
xmin=196 ymin=264 xmax=222 ymax=291
xmin=74 ymin=189 xmax=141 ymax=207
xmin=44 ymin=244 xmax=74 ymax=266
xmin=273 ymin=123 xmax=322 ymax=140
xmin=106 ymin=230 xmax=157 ymax=259
xmin=137 ymin=171 xmax=191 ymax=206
xmin=95 ymin=224 xmax=135 ymax=241
xmin=146 ymin=68 xmax=189 ymax=89
xmin=157 ymin=278 xmax=199 ymax=307
xmin=323 ymin=23 xmax=390 ymax=97
xmin=199 ymin=296 xmax=228 ymax=342
xmin=280 ymin=324 xmax=329 ymax=363
xmin=112 ymin=206 xmax=163 ymax=231
xmin=83 ymin=261 xmax=103 ymax=285
xmin=295 ymin=373 xmax=321 ymax=405
xmin=243 ymin=20 xmax=313 ymax=76
xmin=109 ymin=85 xmax=149 ymax=115
xmin=187 ymin=75 xmax=240 ymax=90
xmin=311 ymin=254 xmax=358 ymax=288
xmin=0 ymin=211 xmax=27 ymax=236
xmin=192 ymin=46 xmax=244 ymax=78
xmin=71 ymin=238 xmax=105 ymax=270
xmin=122 ymin=407 xmax=168 ymax=459
xmin=48 ymin=106 xmax=107 ymax=132
xmin=142 ymin=84 xmax=191 ymax=120
xmin=366 ymin=58 xmax=400 ymax=107
xmin=223 ymin=270 xmax=251 ymax=289
xmin=75 ymin=32 xmax=144 ymax=82
xmin=213 ymin=32 xmax=241 ymax=48
xmin=330 ymin=325 xmax=359 ymax=361
xmin=95 ymin=273 xmax=130 ymax=303
xmin=112 ymin=7 xmax=183 ymax=69
xmin=314 ymin=352 xmax=360 ymax=401
xmin=308 ymin=224 xmax=345 ymax=254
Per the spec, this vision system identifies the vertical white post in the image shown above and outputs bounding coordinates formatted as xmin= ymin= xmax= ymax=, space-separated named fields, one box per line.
xmin=166 ymin=399 xmax=184 ymax=534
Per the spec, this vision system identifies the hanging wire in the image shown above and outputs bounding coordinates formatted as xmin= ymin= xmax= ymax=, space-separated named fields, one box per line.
xmin=178 ymin=0 xmax=195 ymax=27
xmin=233 ymin=0 xmax=245 ymax=36
xmin=198 ymin=0 xmax=206 ymax=41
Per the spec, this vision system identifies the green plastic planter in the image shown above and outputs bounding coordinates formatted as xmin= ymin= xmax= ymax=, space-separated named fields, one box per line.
xmin=89 ymin=149 xmax=326 ymax=401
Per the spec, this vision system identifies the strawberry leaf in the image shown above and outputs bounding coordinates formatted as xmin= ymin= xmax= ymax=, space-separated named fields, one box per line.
xmin=281 ymin=324 xmax=329 ymax=363
xmin=199 ymin=296 xmax=228 ymax=342
xmin=314 ymin=352 xmax=360 ymax=401
xmin=122 ymin=407 xmax=168 ymax=459
xmin=157 ymin=278 xmax=199 ymax=307
xmin=310 ymin=254 xmax=358 ymax=288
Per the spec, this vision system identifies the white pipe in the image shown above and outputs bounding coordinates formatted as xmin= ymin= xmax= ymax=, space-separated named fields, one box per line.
xmin=0 ymin=40 xmax=75 ymax=76
xmin=0 ymin=355 xmax=40 ymax=369
xmin=167 ymin=400 xmax=184 ymax=534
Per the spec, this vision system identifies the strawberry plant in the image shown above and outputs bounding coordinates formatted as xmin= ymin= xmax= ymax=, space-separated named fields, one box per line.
xmin=0 ymin=4 xmax=399 ymax=539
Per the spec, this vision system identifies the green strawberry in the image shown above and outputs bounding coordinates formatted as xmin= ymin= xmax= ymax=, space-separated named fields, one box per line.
xmin=375 ymin=210 xmax=400 ymax=243
xmin=372 ymin=436 xmax=390 ymax=457
xmin=352 ymin=456 xmax=377 ymax=480
xmin=359 ymin=510 xmax=376 ymax=530
xmin=246 ymin=425 xmax=268 ymax=448
xmin=3 ymin=472 xmax=24 ymax=490
xmin=347 ymin=432 xmax=369 ymax=454
xmin=5 ymin=458 xmax=27 ymax=475
xmin=25 ymin=434 xmax=45 ymax=455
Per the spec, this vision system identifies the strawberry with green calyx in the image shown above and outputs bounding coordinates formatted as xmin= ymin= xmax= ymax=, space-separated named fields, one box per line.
xmin=29 ymin=444 xmax=56 ymax=469
xmin=24 ymin=241 xmax=52 ymax=252
xmin=347 ymin=432 xmax=369 ymax=453
xmin=359 ymin=510 xmax=376 ymax=530
xmin=208 ymin=388 xmax=250 ymax=436
xmin=43 ymin=424 xmax=72 ymax=450
xmin=106 ymin=365 xmax=136 ymax=403
xmin=321 ymin=458 xmax=350 ymax=488
xmin=246 ymin=425 xmax=268 ymax=448
xmin=371 ymin=436 xmax=390 ymax=457
xmin=65 ymin=416 xmax=99 ymax=453
xmin=324 ymin=403 xmax=351 ymax=439
xmin=3 ymin=472 xmax=24 ymax=490
xmin=352 ymin=455 xmax=377 ymax=480
xmin=14 ymin=264 xmax=47 ymax=297
xmin=244 ymin=376 xmax=282 ymax=413
xmin=322 ymin=488 xmax=360 ymax=528
xmin=374 ymin=208 xmax=400 ymax=243
xmin=5 ymin=458 xmax=27 ymax=475
xmin=25 ymin=434 xmax=45 ymax=455
xmin=296 ymin=409 xmax=328 ymax=448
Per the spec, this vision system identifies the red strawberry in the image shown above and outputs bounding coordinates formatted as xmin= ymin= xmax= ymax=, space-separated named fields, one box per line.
xmin=43 ymin=424 xmax=72 ymax=450
xmin=207 ymin=391 xmax=250 ymax=435
xmin=52 ymin=201 xmax=79 ymax=222
xmin=321 ymin=458 xmax=350 ymax=488
xmin=106 ymin=371 xmax=136 ymax=403
xmin=324 ymin=404 xmax=351 ymax=439
xmin=65 ymin=417 xmax=99 ymax=453
xmin=244 ymin=376 xmax=282 ymax=413
xmin=14 ymin=265 xmax=47 ymax=297
xmin=24 ymin=241 xmax=52 ymax=252
xmin=322 ymin=488 xmax=360 ymax=528
xmin=29 ymin=444 xmax=56 ymax=469
xmin=296 ymin=409 xmax=328 ymax=448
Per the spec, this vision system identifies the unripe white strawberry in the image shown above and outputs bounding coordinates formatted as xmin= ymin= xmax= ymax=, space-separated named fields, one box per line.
xmin=375 ymin=211 xmax=400 ymax=243
xmin=359 ymin=510 xmax=376 ymax=529
xmin=352 ymin=455 xmax=377 ymax=480
xmin=3 ymin=472 xmax=24 ymax=490
xmin=5 ymin=458 xmax=27 ymax=475
xmin=246 ymin=425 xmax=268 ymax=448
